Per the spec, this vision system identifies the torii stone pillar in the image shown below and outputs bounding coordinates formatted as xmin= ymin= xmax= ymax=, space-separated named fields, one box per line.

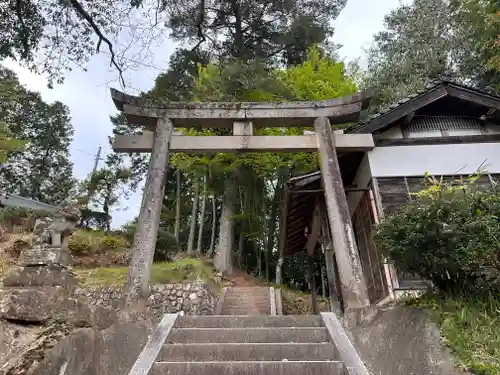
xmin=315 ymin=116 xmax=370 ymax=308
xmin=122 ymin=118 xmax=173 ymax=309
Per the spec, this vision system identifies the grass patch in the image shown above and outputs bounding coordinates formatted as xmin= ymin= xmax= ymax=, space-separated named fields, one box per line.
xmin=74 ymin=258 xmax=221 ymax=292
xmin=406 ymin=293 xmax=500 ymax=375
xmin=279 ymin=286 xmax=330 ymax=315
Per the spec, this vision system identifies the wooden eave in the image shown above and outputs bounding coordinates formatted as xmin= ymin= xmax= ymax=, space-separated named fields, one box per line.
xmin=280 ymin=173 xmax=323 ymax=257
xmin=280 ymin=153 xmax=365 ymax=256
xmin=110 ymin=88 xmax=373 ymax=129
xmin=352 ymin=81 xmax=500 ymax=135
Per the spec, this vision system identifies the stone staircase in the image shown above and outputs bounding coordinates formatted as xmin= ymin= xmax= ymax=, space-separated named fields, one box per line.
xmin=151 ymin=315 xmax=350 ymax=375
xmin=220 ymin=286 xmax=271 ymax=315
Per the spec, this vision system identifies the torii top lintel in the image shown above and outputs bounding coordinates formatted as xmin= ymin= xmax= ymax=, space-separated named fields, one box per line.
xmin=110 ymin=88 xmax=373 ymax=129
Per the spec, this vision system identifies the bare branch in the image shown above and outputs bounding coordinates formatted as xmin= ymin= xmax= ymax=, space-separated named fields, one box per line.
xmin=191 ymin=0 xmax=207 ymax=52
xmin=68 ymin=0 xmax=125 ymax=87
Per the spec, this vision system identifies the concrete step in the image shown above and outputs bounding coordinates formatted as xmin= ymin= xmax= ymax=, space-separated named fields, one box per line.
xmin=227 ymin=286 xmax=270 ymax=294
xmin=159 ymin=342 xmax=339 ymax=361
xmin=220 ymin=308 xmax=268 ymax=315
xmin=152 ymin=361 xmax=347 ymax=375
xmin=167 ymin=327 xmax=329 ymax=344
xmin=175 ymin=315 xmax=323 ymax=328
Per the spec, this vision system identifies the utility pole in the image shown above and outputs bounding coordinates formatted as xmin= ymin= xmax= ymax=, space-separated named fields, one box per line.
xmin=91 ymin=146 xmax=102 ymax=175
xmin=84 ymin=146 xmax=102 ymax=211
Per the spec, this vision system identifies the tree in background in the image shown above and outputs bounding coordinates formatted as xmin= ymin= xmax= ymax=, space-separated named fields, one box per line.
xmin=0 ymin=68 xmax=75 ymax=204
xmin=362 ymin=0 xmax=500 ymax=111
xmin=78 ymin=153 xmax=132 ymax=231
xmin=0 ymin=0 xmax=346 ymax=87
xmin=0 ymin=72 xmax=24 ymax=164
xmin=165 ymin=0 xmax=346 ymax=65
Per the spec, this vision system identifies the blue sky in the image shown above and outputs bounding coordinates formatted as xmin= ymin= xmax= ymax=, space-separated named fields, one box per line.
xmin=2 ymin=0 xmax=404 ymax=228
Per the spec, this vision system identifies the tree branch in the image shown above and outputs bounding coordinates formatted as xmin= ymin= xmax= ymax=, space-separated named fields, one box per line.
xmin=191 ymin=0 xmax=207 ymax=52
xmin=15 ymin=0 xmax=30 ymax=59
xmin=68 ymin=0 xmax=125 ymax=87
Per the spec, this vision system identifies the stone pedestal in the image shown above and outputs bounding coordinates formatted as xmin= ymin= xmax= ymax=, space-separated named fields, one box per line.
xmin=0 ymin=245 xmax=79 ymax=323
xmin=0 ymin=205 xmax=90 ymax=324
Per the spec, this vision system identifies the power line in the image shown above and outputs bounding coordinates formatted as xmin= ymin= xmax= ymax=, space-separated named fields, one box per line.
xmin=73 ymin=148 xmax=98 ymax=157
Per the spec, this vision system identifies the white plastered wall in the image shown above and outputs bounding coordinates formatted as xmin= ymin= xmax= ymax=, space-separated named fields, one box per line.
xmin=368 ymin=143 xmax=500 ymax=178
xmin=347 ymin=153 xmax=372 ymax=215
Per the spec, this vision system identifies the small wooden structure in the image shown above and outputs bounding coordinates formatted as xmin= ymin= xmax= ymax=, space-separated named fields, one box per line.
xmin=280 ymin=171 xmax=390 ymax=314
xmin=110 ymin=88 xmax=375 ymax=310
xmin=279 ymin=80 xmax=500 ymax=306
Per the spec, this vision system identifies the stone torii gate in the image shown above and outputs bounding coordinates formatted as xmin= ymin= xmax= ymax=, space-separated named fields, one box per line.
xmin=110 ymin=88 xmax=375 ymax=311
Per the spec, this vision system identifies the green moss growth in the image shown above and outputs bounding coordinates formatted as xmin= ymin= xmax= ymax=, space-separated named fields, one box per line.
xmin=74 ymin=258 xmax=221 ymax=292
xmin=407 ymin=293 xmax=500 ymax=375
xmin=68 ymin=229 xmax=129 ymax=255
xmin=277 ymin=286 xmax=330 ymax=315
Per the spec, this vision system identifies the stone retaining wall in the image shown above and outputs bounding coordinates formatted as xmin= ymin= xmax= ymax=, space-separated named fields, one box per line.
xmin=75 ymin=282 xmax=217 ymax=317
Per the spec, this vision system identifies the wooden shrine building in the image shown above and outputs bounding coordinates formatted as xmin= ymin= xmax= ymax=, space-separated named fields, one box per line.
xmin=280 ymin=80 xmax=500 ymax=312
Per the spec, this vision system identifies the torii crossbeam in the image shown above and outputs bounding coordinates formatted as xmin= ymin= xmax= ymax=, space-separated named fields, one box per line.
xmin=111 ymin=88 xmax=374 ymax=311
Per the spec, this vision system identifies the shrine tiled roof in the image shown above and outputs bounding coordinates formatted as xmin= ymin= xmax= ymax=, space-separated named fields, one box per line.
xmin=346 ymin=79 xmax=500 ymax=135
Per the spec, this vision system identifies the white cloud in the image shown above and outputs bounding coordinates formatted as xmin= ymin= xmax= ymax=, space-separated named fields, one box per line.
xmin=333 ymin=0 xmax=409 ymax=63
xmin=1 ymin=0 xmax=404 ymax=228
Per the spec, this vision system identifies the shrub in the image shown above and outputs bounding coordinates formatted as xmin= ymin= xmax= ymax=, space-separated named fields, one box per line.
xmin=375 ymin=173 xmax=500 ymax=295
xmin=68 ymin=229 xmax=130 ymax=255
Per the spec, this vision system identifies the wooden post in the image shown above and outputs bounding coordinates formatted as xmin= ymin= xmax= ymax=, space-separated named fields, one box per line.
xmin=372 ymin=177 xmax=400 ymax=290
xmin=319 ymin=213 xmax=342 ymax=316
xmin=122 ymin=118 xmax=174 ymax=310
xmin=306 ymin=207 xmax=321 ymax=315
xmin=308 ymin=253 xmax=319 ymax=314
xmin=314 ymin=116 xmax=370 ymax=309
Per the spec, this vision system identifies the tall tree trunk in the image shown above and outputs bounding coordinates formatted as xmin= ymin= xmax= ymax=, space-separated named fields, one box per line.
xmin=196 ymin=172 xmax=207 ymax=254
xmin=255 ymin=241 xmax=262 ymax=278
xmin=237 ymin=187 xmax=251 ymax=269
xmin=186 ymin=177 xmax=200 ymax=257
xmin=174 ymin=169 xmax=181 ymax=244
xmin=207 ymin=195 xmax=217 ymax=257
xmin=214 ymin=174 xmax=236 ymax=274
xmin=265 ymin=172 xmax=285 ymax=281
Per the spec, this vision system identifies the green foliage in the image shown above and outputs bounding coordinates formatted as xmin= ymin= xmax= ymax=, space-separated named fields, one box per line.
xmin=0 ymin=76 xmax=25 ymax=163
xmin=0 ymin=68 xmax=75 ymax=204
xmin=0 ymin=123 xmax=24 ymax=163
xmin=407 ymin=293 xmax=500 ymax=374
xmin=164 ymin=0 xmax=345 ymax=65
xmin=68 ymin=229 xmax=130 ymax=255
xmin=278 ymin=46 xmax=357 ymax=100
xmin=363 ymin=0 xmax=500 ymax=111
xmin=375 ymin=173 xmax=500 ymax=295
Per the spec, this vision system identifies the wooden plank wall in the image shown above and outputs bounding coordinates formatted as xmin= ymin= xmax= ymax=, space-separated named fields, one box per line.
xmin=377 ymin=174 xmax=500 ymax=215
xmin=352 ymin=191 xmax=388 ymax=303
